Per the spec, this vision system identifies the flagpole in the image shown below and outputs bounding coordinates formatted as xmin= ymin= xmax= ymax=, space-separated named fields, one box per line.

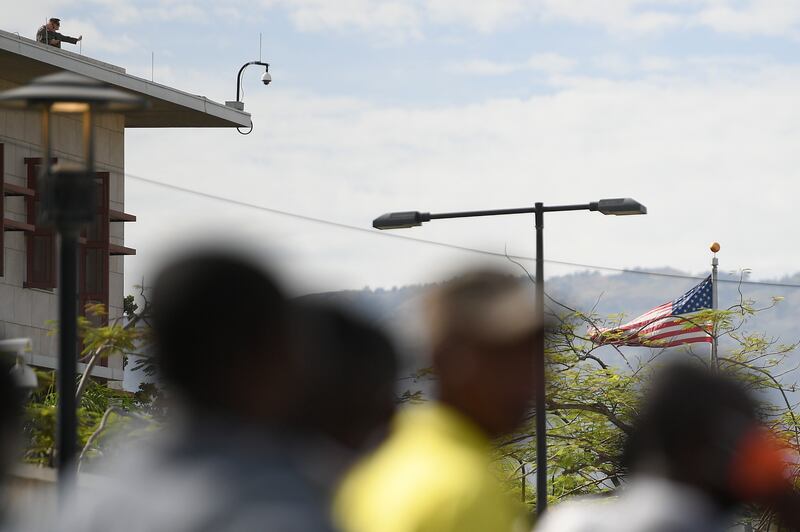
xmin=710 ymin=242 xmax=720 ymax=370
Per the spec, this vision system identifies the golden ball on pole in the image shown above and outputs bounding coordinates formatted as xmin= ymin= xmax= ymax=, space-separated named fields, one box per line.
xmin=710 ymin=242 xmax=720 ymax=253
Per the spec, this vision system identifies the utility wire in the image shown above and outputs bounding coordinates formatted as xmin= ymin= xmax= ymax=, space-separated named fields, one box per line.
xmin=125 ymin=172 xmax=800 ymax=290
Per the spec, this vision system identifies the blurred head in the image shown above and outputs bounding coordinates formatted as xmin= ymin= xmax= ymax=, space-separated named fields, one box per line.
xmin=0 ymin=365 xmax=22 ymax=480
xmin=152 ymin=250 xmax=295 ymax=423
xmin=48 ymin=18 xmax=60 ymax=30
xmin=623 ymin=362 xmax=763 ymax=507
xmin=0 ymin=359 xmax=24 ymax=524
xmin=292 ymin=301 xmax=398 ymax=450
xmin=428 ymin=270 xmax=540 ymax=437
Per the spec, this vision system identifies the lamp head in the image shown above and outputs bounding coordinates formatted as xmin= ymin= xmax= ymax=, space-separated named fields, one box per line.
xmin=373 ymin=211 xmax=431 ymax=230
xmin=592 ymin=198 xmax=647 ymax=216
xmin=0 ymin=72 xmax=146 ymax=112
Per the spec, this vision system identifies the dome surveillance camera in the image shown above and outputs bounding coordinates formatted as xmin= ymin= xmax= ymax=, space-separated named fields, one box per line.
xmin=261 ymin=71 xmax=272 ymax=85
xmin=10 ymin=359 xmax=37 ymax=391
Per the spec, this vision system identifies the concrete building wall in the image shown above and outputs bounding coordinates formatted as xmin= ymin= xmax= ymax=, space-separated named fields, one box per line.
xmin=0 ymin=77 xmax=126 ymax=382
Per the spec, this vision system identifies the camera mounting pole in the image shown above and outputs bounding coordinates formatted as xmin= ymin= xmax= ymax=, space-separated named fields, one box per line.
xmin=225 ymin=61 xmax=270 ymax=111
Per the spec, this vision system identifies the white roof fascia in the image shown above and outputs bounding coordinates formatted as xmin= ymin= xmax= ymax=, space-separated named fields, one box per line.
xmin=0 ymin=29 xmax=251 ymax=128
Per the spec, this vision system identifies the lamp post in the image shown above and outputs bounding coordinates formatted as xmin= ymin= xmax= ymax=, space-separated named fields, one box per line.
xmin=0 ymin=72 xmax=145 ymax=491
xmin=373 ymin=197 xmax=647 ymax=515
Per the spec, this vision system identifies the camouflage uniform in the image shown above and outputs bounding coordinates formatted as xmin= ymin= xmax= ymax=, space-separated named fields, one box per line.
xmin=36 ymin=25 xmax=79 ymax=48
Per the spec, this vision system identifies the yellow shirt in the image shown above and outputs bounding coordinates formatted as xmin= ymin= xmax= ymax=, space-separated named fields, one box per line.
xmin=334 ymin=403 xmax=527 ymax=532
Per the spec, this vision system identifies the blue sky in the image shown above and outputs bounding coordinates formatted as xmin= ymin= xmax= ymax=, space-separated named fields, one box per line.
xmin=7 ymin=1 xmax=800 ymax=294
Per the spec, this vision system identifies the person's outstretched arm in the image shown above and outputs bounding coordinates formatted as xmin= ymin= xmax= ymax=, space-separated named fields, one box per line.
xmin=54 ymin=32 xmax=81 ymax=44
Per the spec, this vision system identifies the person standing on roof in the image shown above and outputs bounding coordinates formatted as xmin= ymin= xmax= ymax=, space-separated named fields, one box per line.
xmin=36 ymin=18 xmax=82 ymax=48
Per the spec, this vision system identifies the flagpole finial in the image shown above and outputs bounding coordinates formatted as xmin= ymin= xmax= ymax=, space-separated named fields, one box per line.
xmin=710 ymin=242 xmax=720 ymax=254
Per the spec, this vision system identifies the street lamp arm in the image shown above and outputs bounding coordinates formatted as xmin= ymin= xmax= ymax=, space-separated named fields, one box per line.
xmin=422 ymin=202 xmax=613 ymax=220
xmin=373 ymin=199 xmax=647 ymax=230
xmin=543 ymin=203 xmax=595 ymax=213
xmin=236 ymin=61 xmax=270 ymax=103
xmin=430 ymin=206 xmax=537 ymax=220
xmin=428 ymin=203 xmax=597 ymax=219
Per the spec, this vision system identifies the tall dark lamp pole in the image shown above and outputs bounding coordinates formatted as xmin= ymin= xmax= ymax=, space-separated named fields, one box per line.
xmin=373 ymin=197 xmax=647 ymax=515
xmin=0 ymin=73 xmax=145 ymax=492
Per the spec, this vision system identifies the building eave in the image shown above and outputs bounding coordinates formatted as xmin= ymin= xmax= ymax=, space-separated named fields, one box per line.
xmin=0 ymin=29 xmax=251 ymax=128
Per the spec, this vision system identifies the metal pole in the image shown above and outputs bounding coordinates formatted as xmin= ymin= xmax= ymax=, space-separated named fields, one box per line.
xmin=56 ymin=107 xmax=95 ymax=495
xmin=57 ymin=229 xmax=78 ymax=492
xmin=711 ymin=253 xmax=719 ymax=370
xmin=41 ymin=106 xmax=77 ymax=491
xmin=534 ymin=202 xmax=547 ymax=515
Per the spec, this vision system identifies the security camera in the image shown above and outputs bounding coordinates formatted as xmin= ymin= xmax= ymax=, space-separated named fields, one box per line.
xmin=0 ymin=338 xmax=31 ymax=356
xmin=10 ymin=360 xmax=38 ymax=391
xmin=261 ymin=71 xmax=272 ymax=85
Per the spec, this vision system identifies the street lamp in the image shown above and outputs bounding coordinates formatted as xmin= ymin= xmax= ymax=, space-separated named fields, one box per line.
xmin=373 ymin=197 xmax=647 ymax=514
xmin=0 ymin=72 xmax=145 ymax=489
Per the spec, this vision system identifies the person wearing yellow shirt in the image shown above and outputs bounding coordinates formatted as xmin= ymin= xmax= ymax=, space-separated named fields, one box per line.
xmin=335 ymin=269 xmax=540 ymax=532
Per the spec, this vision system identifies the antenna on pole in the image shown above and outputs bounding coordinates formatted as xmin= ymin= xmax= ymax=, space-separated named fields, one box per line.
xmin=259 ymin=33 xmax=262 ymax=62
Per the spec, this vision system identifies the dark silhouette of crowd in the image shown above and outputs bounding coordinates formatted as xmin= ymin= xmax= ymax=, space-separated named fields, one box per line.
xmin=0 ymin=249 xmax=798 ymax=531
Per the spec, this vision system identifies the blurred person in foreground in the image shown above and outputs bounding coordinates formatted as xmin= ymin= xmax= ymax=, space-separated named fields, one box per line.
xmin=0 ymin=363 xmax=23 ymax=526
xmin=334 ymin=270 xmax=539 ymax=532
xmin=536 ymin=362 xmax=800 ymax=532
xmin=58 ymin=251 xmax=338 ymax=532
xmin=292 ymin=301 xmax=398 ymax=453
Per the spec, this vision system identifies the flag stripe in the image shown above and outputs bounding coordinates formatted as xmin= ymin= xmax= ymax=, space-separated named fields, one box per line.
xmin=590 ymin=276 xmax=713 ymax=349
xmin=659 ymin=336 xmax=713 ymax=348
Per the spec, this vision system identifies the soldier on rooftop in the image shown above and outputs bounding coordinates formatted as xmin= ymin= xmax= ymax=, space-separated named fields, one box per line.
xmin=36 ymin=18 xmax=82 ymax=48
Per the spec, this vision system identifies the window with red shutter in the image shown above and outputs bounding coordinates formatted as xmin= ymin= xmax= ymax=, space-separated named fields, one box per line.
xmin=23 ymin=158 xmax=57 ymax=290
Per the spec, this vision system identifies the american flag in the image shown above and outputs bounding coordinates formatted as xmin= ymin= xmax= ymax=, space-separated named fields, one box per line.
xmin=589 ymin=276 xmax=713 ymax=348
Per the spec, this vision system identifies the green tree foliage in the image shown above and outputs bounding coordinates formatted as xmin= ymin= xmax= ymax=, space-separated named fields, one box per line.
xmin=23 ymin=297 xmax=159 ymax=470
xmin=494 ymin=284 xmax=800 ymax=521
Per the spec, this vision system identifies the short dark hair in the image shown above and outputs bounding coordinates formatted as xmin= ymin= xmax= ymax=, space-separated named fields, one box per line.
xmin=151 ymin=251 xmax=288 ymax=409
xmin=622 ymin=362 xmax=758 ymax=500
xmin=292 ymin=301 xmax=398 ymax=448
xmin=49 ymin=18 xmax=60 ymax=24
xmin=0 ymin=360 xmax=23 ymax=475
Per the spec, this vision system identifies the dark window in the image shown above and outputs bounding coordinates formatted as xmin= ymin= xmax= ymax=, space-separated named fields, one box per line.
xmin=24 ymin=158 xmax=56 ymax=290
xmin=1 ymin=143 xmax=4 ymax=277
xmin=80 ymin=172 xmax=110 ymax=366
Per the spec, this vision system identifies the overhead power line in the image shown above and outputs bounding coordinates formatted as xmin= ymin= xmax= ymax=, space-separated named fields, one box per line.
xmin=125 ymin=172 xmax=800 ymax=290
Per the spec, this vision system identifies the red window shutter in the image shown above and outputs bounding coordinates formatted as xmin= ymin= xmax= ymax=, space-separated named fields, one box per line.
xmin=23 ymin=159 xmax=56 ymax=290
xmin=1 ymin=143 xmax=4 ymax=278
xmin=79 ymin=172 xmax=111 ymax=366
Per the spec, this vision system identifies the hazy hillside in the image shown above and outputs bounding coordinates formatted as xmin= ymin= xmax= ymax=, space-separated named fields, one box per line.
xmin=304 ymin=268 xmax=800 ymax=397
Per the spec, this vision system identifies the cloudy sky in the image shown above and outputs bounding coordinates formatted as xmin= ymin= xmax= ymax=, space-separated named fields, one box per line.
xmin=6 ymin=1 xmax=800 ymax=295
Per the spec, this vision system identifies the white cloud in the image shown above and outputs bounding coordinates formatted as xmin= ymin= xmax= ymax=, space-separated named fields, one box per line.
xmin=262 ymin=0 xmax=423 ymax=42
xmin=448 ymin=53 xmax=576 ymax=77
xmin=694 ymin=0 xmax=800 ymax=37
xmin=256 ymin=0 xmax=800 ymax=41
xmin=539 ymin=0 xmax=685 ymax=34
xmin=65 ymin=20 xmax=138 ymax=54
xmin=425 ymin=0 xmax=534 ymax=33
xmin=123 ymin=58 xmax=800 ymax=294
xmin=12 ymin=0 xmax=800 ymax=44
